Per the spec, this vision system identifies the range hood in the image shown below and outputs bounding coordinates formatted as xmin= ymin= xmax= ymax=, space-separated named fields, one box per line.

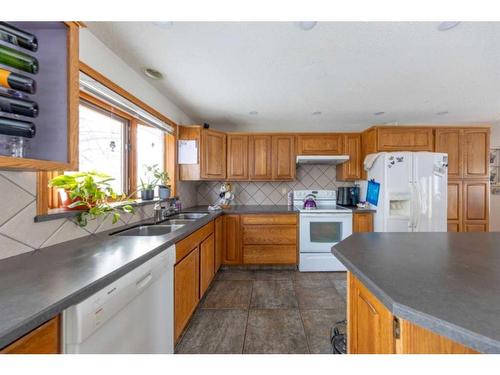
xmin=296 ymin=155 xmax=350 ymax=165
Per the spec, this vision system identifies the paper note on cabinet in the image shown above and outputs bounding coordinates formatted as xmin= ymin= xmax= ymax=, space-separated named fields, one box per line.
xmin=178 ymin=140 xmax=198 ymax=164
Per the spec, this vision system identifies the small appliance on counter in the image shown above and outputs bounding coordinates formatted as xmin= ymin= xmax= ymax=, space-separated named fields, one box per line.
xmin=337 ymin=186 xmax=360 ymax=207
xmin=303 ymin=193 xmax=317 ymax=209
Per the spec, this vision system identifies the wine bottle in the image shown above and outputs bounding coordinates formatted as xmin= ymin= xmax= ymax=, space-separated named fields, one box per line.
xmin=0 ymin=44 xmax=39 ymax=74
xmin=0 ymin=22 xmax=38 ymax=52
xmin=0 ymin=116 xmax=36 ymax=138
xmin=0 ymin=92 xmax=38 ymax=117
xmin=0 ymin=68 xmax=36 ymax=94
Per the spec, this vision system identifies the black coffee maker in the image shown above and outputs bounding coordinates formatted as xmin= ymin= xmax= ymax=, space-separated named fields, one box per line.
xmin=337 ymin=186 xmax=360 ymax=207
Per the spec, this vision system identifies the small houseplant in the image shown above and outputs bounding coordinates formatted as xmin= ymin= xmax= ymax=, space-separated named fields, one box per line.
xmin=139 ymin=164 xmax=159 ymax=201
xmin=49 ymin=171 xmax=134 ymax=227
xmin=154 ymin=169 xmax=171 ymax=199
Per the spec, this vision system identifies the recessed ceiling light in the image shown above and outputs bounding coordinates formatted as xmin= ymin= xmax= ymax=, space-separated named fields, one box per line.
xmin=312 ymin=111 xmax=322 ymax=116
xmin=248 ymin=111 xmax=258 ymax=115
xmin=143 ymin=68 xmax=163 ymax=80
xmin=436 ymin=111 xmax=449 ymax=115
xmin=296 ymin=21 xmax=317 ymax=31
xmin=374 ymin=111 xmax=385 ymax=116
xmin=437 ymin=22 xmax=460 ymax=31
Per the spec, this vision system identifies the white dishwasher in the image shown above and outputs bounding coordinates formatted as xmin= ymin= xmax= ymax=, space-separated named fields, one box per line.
xmin=62 ymin=245 xmax=175 ymax=354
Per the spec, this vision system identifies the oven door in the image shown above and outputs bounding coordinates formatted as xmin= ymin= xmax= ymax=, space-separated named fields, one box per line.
xmin=299 ymin=213 xmax=353 ymax=253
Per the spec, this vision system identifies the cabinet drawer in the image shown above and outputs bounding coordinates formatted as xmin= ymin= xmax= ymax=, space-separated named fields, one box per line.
xmin=242 ymin=225 xmax=297 ymax=245
xmin=241 ymin=214 xmax=297 ymax=225
xmin=1 ymin=316 xmax=60 ymax=354
xmin=176 ymin=221 xmax=214 ymax=263
xmin=243 ymin=245 xmax=297 ymax=265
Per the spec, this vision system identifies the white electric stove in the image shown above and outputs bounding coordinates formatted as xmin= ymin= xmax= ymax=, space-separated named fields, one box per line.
xmin=293 ymin=190 xmax=352 ymax=272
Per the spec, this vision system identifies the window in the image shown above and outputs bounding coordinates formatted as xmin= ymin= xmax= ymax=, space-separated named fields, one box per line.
xmin=79 ymin=102 xmax=128 ymax=194
xmin=136 ymin=123 xmax=165 ymax=193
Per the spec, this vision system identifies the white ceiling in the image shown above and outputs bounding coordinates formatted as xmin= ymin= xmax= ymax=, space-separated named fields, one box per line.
xmin=87 ymin=22 xmax=500 ymax=132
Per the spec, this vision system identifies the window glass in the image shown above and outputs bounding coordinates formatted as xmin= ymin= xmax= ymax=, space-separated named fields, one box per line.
xmin=78 ymin=102 xmax=127 ymax=194
xmin=136 ymin=124 xmax=165 ymax=193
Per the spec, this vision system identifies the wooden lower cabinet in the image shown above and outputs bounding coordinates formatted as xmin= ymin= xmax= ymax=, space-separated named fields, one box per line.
xmin=174 ymin=247 xmax=200 ymax=342
xmin=353 ymin=212 xmax=373 ymax=232
xmin=1 ymin=316 xmax=60 ymax=354
xmin=347 ymin=273 xmax=477 ymax=354
xmin=199 ymin=233 xmax=215 ymax=296
xmin=223 ymin=215 xmax=242 ymax=264
xmin=447 ymin=179 xmax=489 ymax=232
xmin=241 ymin=214 xmax=298 ymax=265
xmin=214 ymin=216 xmax=224 ymax=272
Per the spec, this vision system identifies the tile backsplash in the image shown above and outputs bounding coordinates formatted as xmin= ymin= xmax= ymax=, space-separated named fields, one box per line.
xmin=197 ymin=164 xmax=353 ymax=206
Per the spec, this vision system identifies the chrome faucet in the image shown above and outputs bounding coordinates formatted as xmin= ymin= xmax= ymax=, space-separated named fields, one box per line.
xmin=153 ymin=198 xmax=179 ymax=223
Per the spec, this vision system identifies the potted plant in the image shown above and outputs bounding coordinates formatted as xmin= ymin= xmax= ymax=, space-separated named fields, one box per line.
xmin=139 ymin=164 xmax=159 ymax=201
xmin=49 ymin=171 xmax=134 ymax=227
xmin=154 ymin=169 xmax=171 ymax=199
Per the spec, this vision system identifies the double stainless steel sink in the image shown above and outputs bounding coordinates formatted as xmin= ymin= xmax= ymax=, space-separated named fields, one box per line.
xmin=112 ymin=212 xmax=209 ymax=237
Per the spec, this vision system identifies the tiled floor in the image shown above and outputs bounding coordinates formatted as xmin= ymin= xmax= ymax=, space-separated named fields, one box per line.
xmin=175 ymin=268 xmax=347 ymax=354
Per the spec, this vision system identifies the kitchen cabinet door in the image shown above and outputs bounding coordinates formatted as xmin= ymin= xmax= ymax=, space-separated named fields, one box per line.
xmin=463 ymin=181 xmax=489 ymax=221
xmin=249 ymin=135 xmax=273 ymax=180
xmin=348 ymin=273 xmax=395 ymax=354
xmin=0 ymin=316 xmax=60 ymax=354
xmin=223 ymin=215 xmax=242 ymax=264
xmin=227 ymin=134 xmax=249 ymax=180
xmin=376 ymin=127 xmax=434 ymax=151
xmin=463 ymin=129 xmax=489 ymax=179
xmin=296 ymin=134 xmax=343 ymax=155
xmin=201 ymin=129 xmax=226 ymax=180
xmin=353 ymin=212 xmax=374 ymax=232
xmin=435 ymin=128 xmax=462 ymax=179
xmin=214 ymin=216 xmax=224 ymax=272
xmin=361 ymin=128 xmax=377 ymax=180
xmin=272 ymin=135 xmax=295 ymax=180
xmin=337 ymin=134 xmax=361 ymax=180
xmin=447 ymin=180 xmax=462 ymax=231
xmin=199 ymin=233 xmax=215 ymax=297
xmin=174 ymin=247 xmax=200 ymax=342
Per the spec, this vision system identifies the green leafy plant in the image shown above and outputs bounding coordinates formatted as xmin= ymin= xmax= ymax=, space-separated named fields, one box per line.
xmin=154 ymin=169 xmax=170 ymax=187
xmin=139 ymin=164 xmax=159 ymax=191
xmin=49 ymin=171 xmax=135 ymax=227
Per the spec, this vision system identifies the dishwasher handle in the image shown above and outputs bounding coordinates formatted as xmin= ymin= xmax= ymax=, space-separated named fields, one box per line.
xmin=136 ymin=273 xmax=153 ymax=290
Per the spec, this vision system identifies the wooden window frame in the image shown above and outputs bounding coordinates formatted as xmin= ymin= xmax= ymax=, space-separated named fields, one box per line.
xmin=36 ymin=62 xmax=178 ymax=216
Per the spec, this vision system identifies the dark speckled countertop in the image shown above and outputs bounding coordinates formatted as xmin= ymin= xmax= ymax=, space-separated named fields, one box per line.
xmin=332 ymin=232 xmax=500 ymax=353
xmin=0 ymin=205 xmax=297 ymax=349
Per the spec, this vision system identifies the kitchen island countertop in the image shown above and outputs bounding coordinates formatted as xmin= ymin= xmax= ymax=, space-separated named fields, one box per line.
xmin=332 ymin=232 xmax=500 ymax=353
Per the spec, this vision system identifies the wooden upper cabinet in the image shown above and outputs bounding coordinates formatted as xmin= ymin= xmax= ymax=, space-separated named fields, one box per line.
xmin=249 ymin=135 xmax=273 ymax=180
xmin=463 ymin=128 xmax=489 ymax=179
xmin=376 ymin=127 xmax=434 ymax=151
xmin=272 ymin=135 xmax=295 ymax=180
xmin=223 ymin=215 xmax=242 ymax=264
xmin=201 ymin=129 xmax=227 ymax=180
xmin=296 ymin=134 xmax=343 ymax=155
xmin=337 ymin=134 xmax=361 ymax=181
xmin=435 ymin=128 xmax=463 ymax=179
xmin=361 ymin=128 xmax=377 ymax=179
xmin=227 ymin=134 xmax=249 ymax=180
xmin=0 ymin=316 xmax=60 ymax=354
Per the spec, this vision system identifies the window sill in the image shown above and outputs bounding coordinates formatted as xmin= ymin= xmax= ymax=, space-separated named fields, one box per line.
xmin=34 ymin=197 xmax=178 ymax=223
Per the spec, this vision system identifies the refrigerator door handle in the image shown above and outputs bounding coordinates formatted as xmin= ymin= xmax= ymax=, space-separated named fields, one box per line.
xmin=415 ymin=181 xmax=422 ymax=231
xmin=409 ymin=181 xmax=416 ymax=230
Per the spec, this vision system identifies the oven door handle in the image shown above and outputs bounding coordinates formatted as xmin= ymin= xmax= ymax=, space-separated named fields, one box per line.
xmin=299 ymin=214 xmax=353 ymax=219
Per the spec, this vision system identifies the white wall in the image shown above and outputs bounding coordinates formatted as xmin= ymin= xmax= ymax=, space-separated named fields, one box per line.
xmin=79 ymin=29 xmax=194 ymax=125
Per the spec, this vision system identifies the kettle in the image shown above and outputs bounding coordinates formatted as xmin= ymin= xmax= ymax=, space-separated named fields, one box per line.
xmin=303 ymin=194 xmax=317 ymax=209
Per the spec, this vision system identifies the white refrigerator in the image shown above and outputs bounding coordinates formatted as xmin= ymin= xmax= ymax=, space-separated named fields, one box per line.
xmin=366 ymin=152 xmax=448 ymax=232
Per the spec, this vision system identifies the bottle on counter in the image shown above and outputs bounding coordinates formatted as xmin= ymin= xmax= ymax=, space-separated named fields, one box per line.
xmin=0 ymin=44 xmax=39 ymax=74
xmin=0 ymin=68 xmax=36 ymax=94
xmin=0 ymin=22 xmax=38 ymax=52
xmin=287 ymin=190 xmax=293 ymax=206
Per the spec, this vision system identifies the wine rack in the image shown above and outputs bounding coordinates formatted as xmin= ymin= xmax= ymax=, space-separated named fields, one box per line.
xmin=0 ymin=21 xmax=78 ymax=170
